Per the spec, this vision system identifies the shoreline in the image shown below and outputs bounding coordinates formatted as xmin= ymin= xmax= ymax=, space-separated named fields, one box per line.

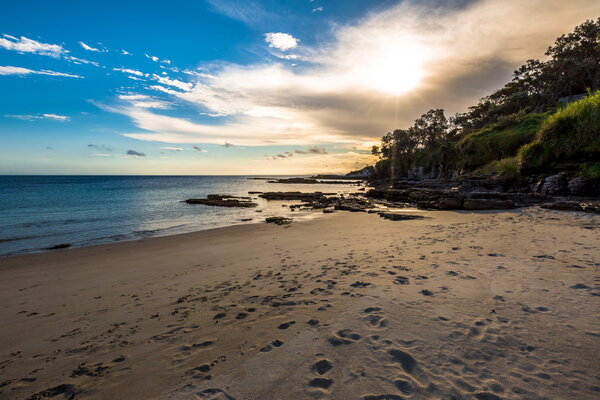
xmin=1 ymin=208 xmax=598 ymax=399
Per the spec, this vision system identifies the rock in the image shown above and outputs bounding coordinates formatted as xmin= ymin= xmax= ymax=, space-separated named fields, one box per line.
xmin=47 ymin=243 xmax=72 ymax=250
xmin=567 ymin=176 xmax=588 ymax=195
xmin=469 ymin=191 xmax=515 ymax=200
xmin=540 ymin=201 xmax=583 ymax=211
xmin=265 ymin=217 xmax=293 ymax=225
xmin=540 ymin=174 xmax=568 ymax=196
xmin=378 ymin=212 xmax=425 ymax=221
xmin=258 ymin=192 xmax=334 ymax=201
xmin=269 ymin=177 xmax=318 ymax=184
xmin=334 ymin=204 xmax=366 ymax=212
xmin=463 ymin=199 xmax=515 ymax=210
xmin=185 ymin=194 xmax=257 ymax=208
xmin=438 ymin=196 xmax=463 ymax=209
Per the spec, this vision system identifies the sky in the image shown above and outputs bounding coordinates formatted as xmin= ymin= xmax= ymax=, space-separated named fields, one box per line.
xmin=1 ymin=0 xmax=599 ymax=175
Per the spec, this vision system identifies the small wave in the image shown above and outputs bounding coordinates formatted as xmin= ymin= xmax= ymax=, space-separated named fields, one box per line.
xmin=133 ymin=224 xmax=189 ymax=237
xmin=0 ymin=235 xmax=43 ymax=243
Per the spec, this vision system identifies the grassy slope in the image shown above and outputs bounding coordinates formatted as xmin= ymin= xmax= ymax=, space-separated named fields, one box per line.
xmin=519 ymin=91 xmax=600 ymax=177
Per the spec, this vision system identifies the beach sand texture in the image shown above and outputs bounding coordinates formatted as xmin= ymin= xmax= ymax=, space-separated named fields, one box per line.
xmin=0 ymin=208 xmax=599 ymax=399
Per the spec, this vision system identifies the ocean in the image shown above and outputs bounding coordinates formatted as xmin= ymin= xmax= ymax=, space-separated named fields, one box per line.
xmin=0 ymin=175 xmax=362 ymax=257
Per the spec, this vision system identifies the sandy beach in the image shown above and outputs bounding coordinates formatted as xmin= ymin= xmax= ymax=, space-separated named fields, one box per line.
xmin=1 ymin=208 xmax=599 ymax=399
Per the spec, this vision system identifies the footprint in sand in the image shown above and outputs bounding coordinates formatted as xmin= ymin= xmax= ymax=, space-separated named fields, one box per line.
xmin=328 ymin=329 xmax=362 ymax=346
xmin=362 ymin=307 xmax=388 ymax=329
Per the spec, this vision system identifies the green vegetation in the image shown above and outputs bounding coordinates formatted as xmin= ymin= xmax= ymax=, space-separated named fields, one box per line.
xmin=371 ymin=18 xmax=600 ymax=180
xmin=519 ymin=91 xmax=600 ymax=174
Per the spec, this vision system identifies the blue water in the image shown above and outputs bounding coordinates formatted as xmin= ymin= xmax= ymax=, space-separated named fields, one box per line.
xmin=0 ymin=176 xmax=362 ymax=257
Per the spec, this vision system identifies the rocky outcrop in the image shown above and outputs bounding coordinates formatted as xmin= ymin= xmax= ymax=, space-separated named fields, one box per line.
xmin=185 ymin=195 xmax=257 ymax=208
xmin=367 ymin=174 xmax=599 ymax=212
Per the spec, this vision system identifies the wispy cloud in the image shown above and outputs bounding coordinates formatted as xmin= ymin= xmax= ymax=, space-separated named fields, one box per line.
xmin=312 ymin=7 xmax=324 ymax=13
xmin=78 ymin=41 xmax=100 ymax=52
xmin=5 ymin=113 xmax=70 ymax=121
xmin=68 ymin=56 xmax=100 ymax=67
xmin=126 ymin=150 xmax=145 ymax=157
xmin=160 ymin=146 xmax=183 ymax=151
xmin=0 ymin=66 xmax=82 ymax=78
xmin=118 ymin=94 xmax=172 ymax=109
xmin=113 ymin=67 xmax=146 ymax=77
xmin=121 ymin=49 xmax=130 ymax=55
xmin=206 ymin=0 xmax=271 ymax=26
xmin=88 ymin=144 xmax=113 ymax=151
xmin=265 ymin=33 xmax=299 ymax=51
xmin=0 ymin=34 xmax=66 ymax=57
xmin=193 ymin=146 xmax=208 ymax=153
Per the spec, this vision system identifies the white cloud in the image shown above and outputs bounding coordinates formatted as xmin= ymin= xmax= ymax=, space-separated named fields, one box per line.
xmin=0 ymin=66 xmax=82 ymax=78
xmin=121 ymin=49 xmax=130 ymax=55
xmin=113 ymin=67 xmax=146 ymax=77
xmin=118 ymin=94 xmax=172 ymax=109
xmin=145 ymin=53 xmax=170 ymax=64
xmin=0 ymin=35 xmax=66 ymax=57
xmin=151 ymin=74 xmax=193 ymax=92
xmin=264 ymin=32 xmax=299 ymax=51
xmin=5 ymin=113 xmax=70 ymax=121
xmin=312 ymin=7 xmax=323 ymax=12
xmin=79 ymin=41 xmax=100 ymax=52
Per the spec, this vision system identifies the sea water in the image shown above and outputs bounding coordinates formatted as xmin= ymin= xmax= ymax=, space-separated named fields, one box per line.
xmin=0 ymin=175 xmax=361 ymax=256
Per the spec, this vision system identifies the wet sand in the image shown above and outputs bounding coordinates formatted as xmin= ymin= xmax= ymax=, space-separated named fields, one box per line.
xmin=0 ymin=208 xmax=599 ymax=399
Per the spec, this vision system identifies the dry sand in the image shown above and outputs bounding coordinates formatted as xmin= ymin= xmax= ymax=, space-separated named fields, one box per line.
xmin=0 ymin=207 xmax=599 ymax=399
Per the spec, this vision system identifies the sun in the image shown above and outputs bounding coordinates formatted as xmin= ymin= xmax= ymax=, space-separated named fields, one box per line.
xmin=359 ymin=44 xmax=426 ymax=95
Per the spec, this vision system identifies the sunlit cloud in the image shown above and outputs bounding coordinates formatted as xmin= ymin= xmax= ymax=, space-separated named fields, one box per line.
xmin=103 ymin=0 xmax=599 ymax=151
xmin=0 ymin=66 xmax=82 ymax=78
xmin=118 ymin=94 xmax=172 ymax=109
xmin=0 ymin=34 xmax=66 ymax=57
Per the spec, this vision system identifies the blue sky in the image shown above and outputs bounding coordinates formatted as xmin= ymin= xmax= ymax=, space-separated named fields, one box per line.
xmin=1 ymin=0 xmax=598 ymax=174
